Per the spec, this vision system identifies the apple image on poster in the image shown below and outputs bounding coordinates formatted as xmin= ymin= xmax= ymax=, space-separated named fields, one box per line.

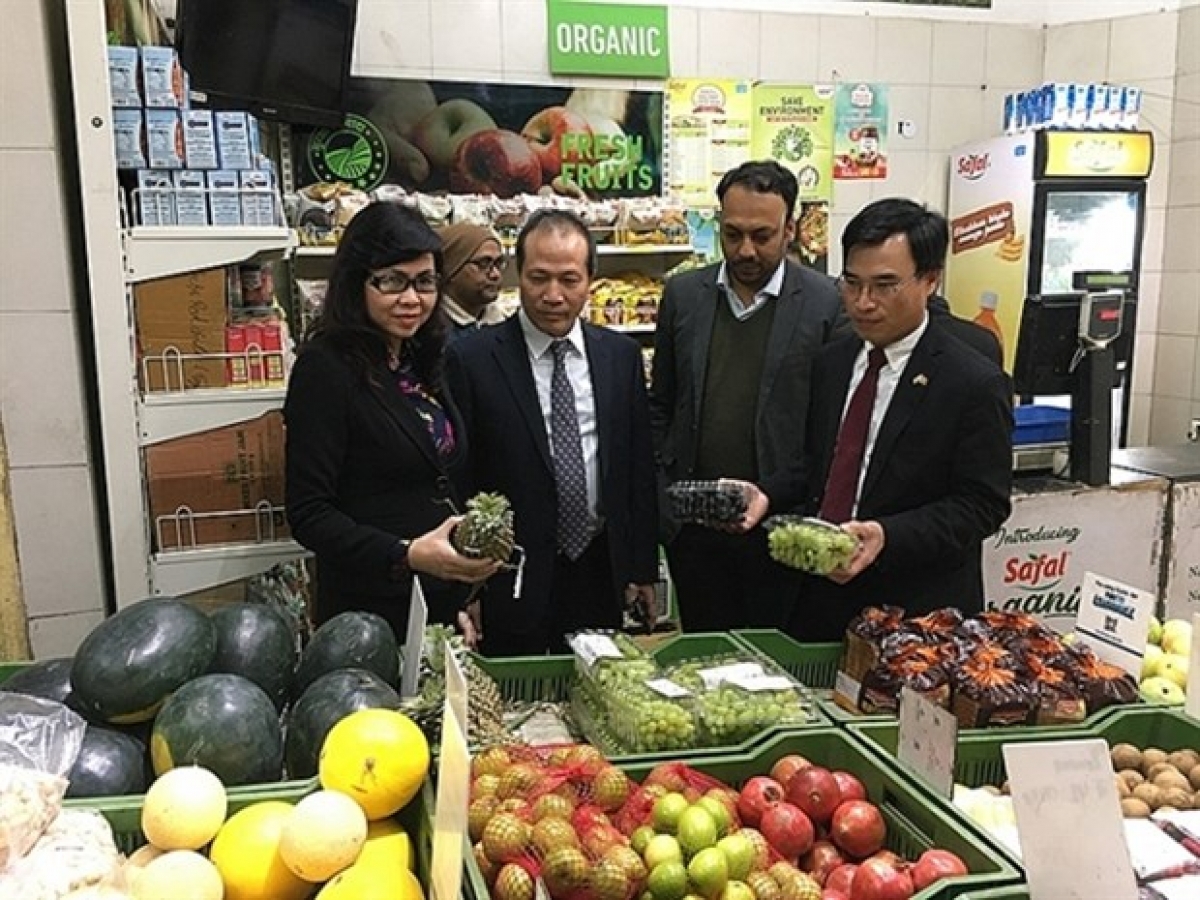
xmin=450 ymin=129 xmax=543 ymax=197
xmin=521 ymin=106 xmax=592 ymax=179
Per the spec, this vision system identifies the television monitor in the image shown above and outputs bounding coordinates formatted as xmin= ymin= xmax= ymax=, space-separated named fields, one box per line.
xmin=175 ymin=0 xmax=357 ymax=128
xmin=1012 ymin=293 xmax=1136 ymax=396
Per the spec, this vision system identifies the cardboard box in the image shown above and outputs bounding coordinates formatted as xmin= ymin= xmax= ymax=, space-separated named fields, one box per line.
xmin=206 ymin=170 xmax=242 ymax=226
xmin=145 ymin=412 xmax=289 ymax=550
xmin=107 ymin=46 xmax=140 ymax=107
xmin=136 ymin=169 xmax=175 ymax=226
xmin=145 ymin=109 xmax=184 ymax=169
xmin=135 ymin=268 xmax=228 ymax=391
xmin=172 ymin=170 xmax=208 ymax=225
xmin=113 ymin=109 xmax=146 ymax=170
xmin=215 ymin=111 xmax=254 ymax=169
xmin=182 ymin=110 xmax=218 ymax=169
xmin=140 ymin=46 xmax=184 ymax=108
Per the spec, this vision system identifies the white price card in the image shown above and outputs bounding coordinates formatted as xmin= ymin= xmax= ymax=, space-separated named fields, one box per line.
xmin=430 ymin=696 xmax=469 ymax=900
xmin=569 ymin=633 xmax=622 ymax=667
xmin=697 ymin=662 xmax=764 ymax=689
xmin=1003 ymin=739 xmax=1137 ymax=900
xmin=1185 ymin=613 xmax=1200 ymax=722
xmin=445 ymin=636 xmax=468 ymax=733
xmin=896 ymin=686 xmax=957 ymax=798
xmin=1074 ymin=571 xmax=1156 ymax=677
xmin=646 ymin=678 xmax=691 ymax=699
xmin=400 ymin=578 xmax=428 ymax=699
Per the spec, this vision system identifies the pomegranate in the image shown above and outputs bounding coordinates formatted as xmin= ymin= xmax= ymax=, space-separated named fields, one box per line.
xmin=822 ymin=892 xmax=851 ymax=900
xmin=910 ymin=849 xmax=969 ymax=890
xmin=830 ymin=800 xmax=886 ymax=859
xmin=800 ymin=840 xmax=846 ymax=885
xmin=787 ymin=767 xmax=843 ymax=826
xmin=737 ymin=775 xmax=784 ymax=827
xmin=825 ymin=863 xmax=857 ymax=895
xmin=771 ymin=754 xmax=812 ymax=789
xmin=832 ymin=771 xmax=868 ymax=803
xmin=760 ymin=801 xmax=815 ymax=860
xmin=850 ymin=856 xmax=914 ymax=900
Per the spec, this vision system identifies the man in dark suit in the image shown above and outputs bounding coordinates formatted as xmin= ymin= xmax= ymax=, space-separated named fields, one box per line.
xmin=649 ymin=161 xmax=844 ymax=632
xmin=928 ymin=294 xmax=1003 ymax=366
xmin=778 ymin=198 xmax=1013 ymax=641
xmin=445 ymin=210 xmax=658 ymax=656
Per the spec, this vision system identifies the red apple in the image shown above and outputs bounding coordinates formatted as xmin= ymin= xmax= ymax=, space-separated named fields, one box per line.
xmin=410 ymin=98 xmax=496 ymax=170
xmin=849 ymin=855 xmax=914 ymax=900
xmin=770 ymin=754 xmax=812 ymax=789
xmin=830 ymin=800 xmax=886 ymax=859
xmin=760 ymin=801 xmax=815 ymax=861
xmin=450 ymin=129 xmax=542 ymax=198
xmin=737 ymin=776 xmax=784 ymax=827
xmin=521 ymin=105 xmax=593 ymax=179
xmin=909 ymin=849 xmax=968 ymax=890
xmin=801 ymin=840 xmax=846 ymax=885
xmin=825 ymin=864 xmax=857 ymax=895
xmin=832 ymin=771 xmax=868 ymax=803
xmin=787 ymin=767 xmax=843 ymax=826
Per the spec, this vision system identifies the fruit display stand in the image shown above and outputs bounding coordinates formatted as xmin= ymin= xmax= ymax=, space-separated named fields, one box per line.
xmin=462 ymin=728 xmax=1021 ymax=900
xmin=845 ymin=705 xmax=1200 ymax=869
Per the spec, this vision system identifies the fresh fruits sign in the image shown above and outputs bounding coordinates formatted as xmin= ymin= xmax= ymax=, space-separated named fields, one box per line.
xmin=298 ymin=78 xmax=663 ymax=198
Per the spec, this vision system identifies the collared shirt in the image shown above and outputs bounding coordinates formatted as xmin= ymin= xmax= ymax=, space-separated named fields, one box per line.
xmin=841 ymin=313 xmax=930 ymax=515
xmin=517 ymin=309 xmax=602 ymax=525
xmin=716 ymin=259 xmax=787 ymax=321
xmin=441 ymin=292 xmax=509 ymax=330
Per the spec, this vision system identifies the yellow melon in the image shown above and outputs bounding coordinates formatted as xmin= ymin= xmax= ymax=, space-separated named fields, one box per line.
xmin=279 ymin=789 xmax=368 ymax=882
xmin=358 ymin=817 xmax=415 ymax=879
xmin=209 ymin=801 xmax=310 ymax=900
xmin=318 ymin=709 xmax=430 ymax=820
xmin=141 ymin=766 xmax=227 ymax=851
xmin=316 ymin=860 xmax=425 ymax=900
xmin=133 ymin=849 xmax=224 ymax=900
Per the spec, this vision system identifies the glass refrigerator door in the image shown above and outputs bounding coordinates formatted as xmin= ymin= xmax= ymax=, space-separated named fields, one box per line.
xmin=1038 ymin=190 xmax=1140 ymax=295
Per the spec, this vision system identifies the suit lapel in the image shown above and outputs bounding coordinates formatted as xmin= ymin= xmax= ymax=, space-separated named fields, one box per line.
xmin=367 ymin=363 xmax=442 ymax=471
xmin=861 ymin=329 xmax=941 ymax=501
xmin=494 ymin=316 xmax=554 ymax=472
xmin=756 ymin=263 xmax=806 ymax=419
xmin=691 ymin=273 xmax=719 ymax=421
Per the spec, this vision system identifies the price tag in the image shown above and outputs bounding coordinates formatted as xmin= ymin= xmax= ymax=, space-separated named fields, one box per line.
xmin=896 ymin=686 xmax=957 ymax=798
xmin=1074 ymin=571 xmax=1156 ymax=677
xmin=445 ymin=636 xmax=468 ymax=732
xmin=725 ymin=673 xmax=794 ymax=692
xmin=1003 ymin=739 xmax=1137 ymax=900
xmin=1185 ymin=613 xmax=1200 ymax=722
xmin=697 ymin=662 xmax=764 ymax=689
xmin=399 ymin=579 xmax=428 ymax=699
xmin=645 ymin=678 xmax=691 ymax=698
xmin=430 ymin=694 xmax=469 ymax=900
xmin=569 ymin=633 xmax=623 ymax=667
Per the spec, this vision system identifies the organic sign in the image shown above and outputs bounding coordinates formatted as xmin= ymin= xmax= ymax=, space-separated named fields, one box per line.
xmin=547 ymin=0 xmax=670 ymax=78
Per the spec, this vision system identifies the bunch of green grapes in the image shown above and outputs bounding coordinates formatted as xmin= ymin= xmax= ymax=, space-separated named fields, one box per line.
xmin=767 ymin=521 xmax=858 ymax=574
xmin=693 ymin=684 xmax=810 ymax=745
xmin=609 ymin=685 xmax=698 ymax=752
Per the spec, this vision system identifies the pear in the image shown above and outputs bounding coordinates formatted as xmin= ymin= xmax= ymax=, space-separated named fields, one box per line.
xmin=1147 ymin=616 xmax=1163 ymax=646
xmin=1140 ymin=676 xmax=1186 ymax=706
xmin=1161 ymin=619 xmax=1193 ymax=657
xmin=1141 ymin=644 xmax=1165 ymax=680
xmin=1159 ymin=654 xmax=1190 ymax=691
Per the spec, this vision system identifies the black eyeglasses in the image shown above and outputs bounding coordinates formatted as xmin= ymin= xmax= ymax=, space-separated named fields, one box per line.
xmin=466 ymin=255 xmax=507 ymax=274
xmin=367 ymin=271 xmax=440 ymax=296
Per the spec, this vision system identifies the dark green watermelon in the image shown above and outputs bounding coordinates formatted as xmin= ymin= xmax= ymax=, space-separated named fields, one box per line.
xmin=71 ymin=598 xmax=216 ymax=724
xmin=65 ymin=725 xmax=151 ymax=798
xmin=1 ymin=657 xmax=76 ymax=706
xmin=292 ymin=611 xmax=399 ymax=698
xmin=209 ymin=603 xmax=297 ymax=710
xmin=151 ymin=673 xmax=283 ymax=786
xmin=285 ymin=668 xmax=401 ymax=779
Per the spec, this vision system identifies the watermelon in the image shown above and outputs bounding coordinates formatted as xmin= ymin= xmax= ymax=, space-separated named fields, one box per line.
xmin=71 ymin=598 xmax=216 ymax=724
xmin=65 ymin=725 xmax=151 ymax=798
xmin=209 ymin=602 xmax=297 ymax=709
xmin=285 ymin=668 xmax=401 ymax=779
xmin=292 ymin=611 xmax=400 ymax=698
xmin=1 ymin=657 xmax=76 ymax=706
xmin=150 ymin=673 xmax=283 ymax=785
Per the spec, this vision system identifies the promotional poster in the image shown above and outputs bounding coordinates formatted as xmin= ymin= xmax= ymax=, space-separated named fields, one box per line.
xmin=833 ymin=83 xmax=889 ymax=180
xmin=296 ymin=77 xmax=664 ymax=198
xmin=664 ymin=78 xmax=754 ymax=208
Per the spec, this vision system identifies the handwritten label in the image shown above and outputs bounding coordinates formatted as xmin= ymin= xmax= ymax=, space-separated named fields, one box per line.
xmin=400 ymin=579 xmax=428 ymax=699
xmin=1003 ymin=739 xmax=1137 ymax=900
xmin=430 ymin=696 xmax=469 ymax=900
xmin=897 ymin=686 xmax=957 ymax=798
xmin=1186 ymin=613 xmax=1200 ymax=722
xmin=1074 ymin=571 xmax=1156 ymax=677
xmin=697 ymin=662 xmax=764 ymax=689
xmin=646 ymin=678 xmax=691 ymax=699
xmin=569 ymin=633 xmax=623 ymax=667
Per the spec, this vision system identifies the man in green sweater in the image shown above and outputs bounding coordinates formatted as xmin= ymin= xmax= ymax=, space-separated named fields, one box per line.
xmin=649 ymin=161 xmax=845 ymax=631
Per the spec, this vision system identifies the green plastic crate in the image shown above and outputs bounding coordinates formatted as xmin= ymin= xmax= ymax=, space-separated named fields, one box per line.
xmin=0 ymin=661 xmax=31 ymax=685
xmin=730 ymin=630 xmax=843 ymax=690
xmin=957 ymin=889 xmax=1029 ymax=900
xmin=462 ymin=728 xmax=1020 ymax=900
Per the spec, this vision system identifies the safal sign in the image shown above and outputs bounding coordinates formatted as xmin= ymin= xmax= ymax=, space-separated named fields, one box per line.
xmin=547 ymin=1 xmax=669 ymax=79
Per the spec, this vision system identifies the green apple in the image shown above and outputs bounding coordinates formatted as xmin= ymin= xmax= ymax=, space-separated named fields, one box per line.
xmin=718 ymin=881 xmax=755 ymax=900
xmin=1160 ymin=653 xmax=1190 ymax=690
xmin=715 ymin=834 xmax=755 ymax=881
xmin=696 ymin=796 xmax=733 ymax=838
xmin=1140 ymin=675 xmax=1186 ymax=706
xmin=1142 ymin=644 xmax=1165 ymax=679
xmin=1147 ymin=615 xmax=1163 ymax=646
xmin=653 ymin=793 xmax=690 ymax=834
xmin=677 ymin=806 xmax=719 ymax=856
xmin=647 ymin=861 xmax=689 ymax=900
xmin=1161 ymin=619 xmax=1193 ymax=656
xmin=631 ymin=825 xmax=657 ymax=856
xmin=645 ymin=834 xmax=685 ymax=870
xmin=688 ymin=847 xmax=729 ymax=899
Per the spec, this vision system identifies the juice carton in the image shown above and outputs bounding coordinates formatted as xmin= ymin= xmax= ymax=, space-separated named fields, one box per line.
xmin=206 ymin=170 xmax=242 ymax=227
xmin=107 ymin=46 xmax=140 ymax=108
xmin=172 ymin=170 xmax=208 ymax=226
xmin=140 ymin=46 xmax=185 ymax=108
xmin=182 ymin=110 xmax=218 ymax=169
xmin=112 ymin=108 xmax=146 ymax=170
xmin=1122 ymin=86 xmax=1142 ymax=130
xmin=145 ymin=109 xmax=184 ymax=169
xmin=1106 ymin=84 xmax=1125 ymax=129
xmin=1069 ymin=83 xmax=1091 ymax=128
xmin=1049 ymin=83 xmax=1072 ymax=128
xmin=136 ymin=170 xmax=175 ymax=226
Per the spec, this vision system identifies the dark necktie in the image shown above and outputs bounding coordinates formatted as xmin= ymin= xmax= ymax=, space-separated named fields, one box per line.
xmin=820 ymin=346 xmax=888 ymax=523
xmin=550 ymin=340 xmax=590 ymax=560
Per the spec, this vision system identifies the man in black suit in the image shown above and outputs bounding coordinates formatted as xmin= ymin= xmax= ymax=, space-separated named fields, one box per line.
xmin=649 ymin=161 xmax=844 ymax=632
xmin=775 ymin=198 xmax=1013 ymax=641
xmin=928 ymin=294 xmax=1003 ymax=366
xmin=445 ymin=210 xmax=658 ymax=656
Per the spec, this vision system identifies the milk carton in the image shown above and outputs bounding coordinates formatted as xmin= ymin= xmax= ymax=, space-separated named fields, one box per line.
xmin=140 ymin=46 xmax=184 ymax=108
xmin=206 ymin=170 xmax=242 ymax=226
xmin=145 ymin=109 xmax=184 ymax=169
xmin=1048 ymin=83 xmax=1073 ymax=128
xmin=173 ymin=170 xmax=208 ymax=226
xmin=136 ymin=170 xmax=175 ymax=226
xmin=1069 ymin=84 xmax=1091 ymax=129
xmin=1122 ymin=86 xmax=1142 ymax=130
xmin=182 ymin=110 xmax=218 ymax=169
xmin=112 ymin=109 xmax=146 ymax=170
xmin=1106 ymin=85 xmax=1125 ymax=129
xmin=107 ymin=47 xmax=140 ymax=108
xmin=1086 ymin=84 xmax=1107 ymax=128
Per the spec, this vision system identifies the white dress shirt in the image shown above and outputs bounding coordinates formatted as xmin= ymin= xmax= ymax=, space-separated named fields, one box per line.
xmin=840 ymin=313 xmax=930 ymax=516
xmin=518 ymin=309 xmax=602 ymax=526
xmin=716 ymin=259 xmax=787 ymax=321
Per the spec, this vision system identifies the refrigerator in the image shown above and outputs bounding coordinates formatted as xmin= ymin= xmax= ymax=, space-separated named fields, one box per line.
xmin=944 ymin=130 xmax=1154 ymax=446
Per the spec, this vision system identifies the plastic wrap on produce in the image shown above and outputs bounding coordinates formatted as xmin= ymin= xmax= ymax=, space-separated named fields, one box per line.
xmin=0 ymin=809 xmax=123 ymax=900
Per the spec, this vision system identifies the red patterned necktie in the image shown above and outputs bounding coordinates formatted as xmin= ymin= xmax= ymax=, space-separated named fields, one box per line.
xmin=820 ymin=347 xmax=887 ymax=523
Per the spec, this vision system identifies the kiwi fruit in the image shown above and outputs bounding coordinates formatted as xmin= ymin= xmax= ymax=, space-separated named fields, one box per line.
xmin=1142 ymin=748 xmax=1169 ymax=772
xmin=1133 ymin=783 xmax=1163 ymax=808
xmin=1153 ymin=770 xmax=1191 ymax=792
xmin=1119 ymin=769 xmax=1145 ymax=789
xmin=1146 ymin=762 xmax=1177 ymax=782
xmin=1160 ymin=786 xmax=1194 ymax=810
xmin=1189 ymin=764 xmax=1200 ymax=791
xmin=1167 ymin=750 xmax=1200 ymax=772
xmin=1110 ymin=743 xmax=1142 ymax=772
xmin=1120 ymin=797 xmax=1151 ymax=818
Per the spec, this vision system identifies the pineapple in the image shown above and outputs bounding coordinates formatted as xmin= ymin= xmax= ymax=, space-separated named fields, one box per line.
xmin=452 ymin=492 xmax=516 ymax=563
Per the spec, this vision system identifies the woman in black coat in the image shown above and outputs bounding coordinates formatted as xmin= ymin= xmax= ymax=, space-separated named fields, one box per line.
xmin=284 ymin=202 xmax=497 ymax=639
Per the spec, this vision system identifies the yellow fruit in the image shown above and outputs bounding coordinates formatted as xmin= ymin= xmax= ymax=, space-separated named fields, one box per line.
xmin=317 ymin=859 xmax=425 ymax=900
xmin=319 ymin=709 xmax=430 ymax=820
xmin=141 ymin=766 xmax=227 ymax=851
xmin=133 ymin=849 xmax=224 ymax=900
xmin=280 ymin=789 xmax=368 ymax=882
xmin=209 ymin=801 xmax=311 ymax=900
xmin=356 ymin=818 xmax=415 ymax=882
xmin=124 ymin=842 xmax=164 ymax=890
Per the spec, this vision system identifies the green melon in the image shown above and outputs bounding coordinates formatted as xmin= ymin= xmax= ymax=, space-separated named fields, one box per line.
xmin=284 ymin=667 xmax=402 ymax=779
xmin=209 ymin=602 xmax=297 ymax=710
xmin=150 ymin=673 xmax=283 ymax=785
xmin=65 ymin=725 xmax=151 ymax=798
xmin=292 ymin=611 xmax=400 ymax=698
xmin=70 ymin=598 xmax=216 ymax=724
xmin=2 ymin=657 xmax=76 ymax=706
